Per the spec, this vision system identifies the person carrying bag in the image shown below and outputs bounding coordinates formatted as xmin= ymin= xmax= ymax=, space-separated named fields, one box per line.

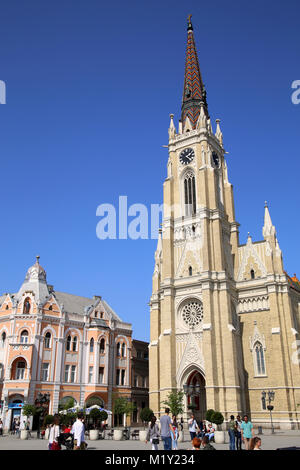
xmin=145 ymin=415 xmax=160 ymax=450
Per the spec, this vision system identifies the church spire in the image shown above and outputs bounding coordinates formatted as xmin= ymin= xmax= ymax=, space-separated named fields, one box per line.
xmin=181 ymin=15 xmax=208 ymax=129
xmin=263 ymin=201 xmax=276 ymax=239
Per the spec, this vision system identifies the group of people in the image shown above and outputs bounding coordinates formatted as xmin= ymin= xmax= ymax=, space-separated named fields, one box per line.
xmin=146 ymin=408 xmax=262 ymax=451
xmin=228 ymin=414 xmax=261 ymax=450
xmin=48 ymin=412 xmax=87 ymax=450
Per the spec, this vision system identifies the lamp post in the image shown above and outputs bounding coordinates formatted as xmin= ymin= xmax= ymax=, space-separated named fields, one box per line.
xmin=34 ymin=392 xmax=50 ymax=439
xmin=262 ymin=390 xmax=275 ymax=434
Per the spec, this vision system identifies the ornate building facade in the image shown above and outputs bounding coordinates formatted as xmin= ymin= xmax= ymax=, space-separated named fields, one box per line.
xmin=0 ymin=257 xmax=145 ymax=430
xmin=149 ymin=18 xmax=300 ymax=429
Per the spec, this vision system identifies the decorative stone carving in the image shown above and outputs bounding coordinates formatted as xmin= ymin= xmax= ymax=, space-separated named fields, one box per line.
xmin=182 ymin=301 xmax=204 ymax=328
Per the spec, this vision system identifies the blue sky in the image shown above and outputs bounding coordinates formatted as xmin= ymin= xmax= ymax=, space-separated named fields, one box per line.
xmin=0 ymin=0 xmax=299 ymax=342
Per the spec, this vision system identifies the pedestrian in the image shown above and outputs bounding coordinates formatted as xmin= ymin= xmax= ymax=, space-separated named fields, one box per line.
xmin=241 ymin=415 xmax=254 ymax=450
xmin=249 ymin=436 xmax=262 ymax=450
xmin=228 ymin=415 xmax=236 ymax=450
xmin=71 ymin=412 xmax=86 ymax=450
xmin=205 ymin=423 xmax=215 ymax=441
xmin=48 ymin=414 xmax=61 ymax=450
xmin=235 ymin=415 xmax=242 ymax=450
xmin=145 ymin=415 xmax=160 ymax=450
xmin=202 ymin=435 xmax=216 ymax=450
xmin=171 ymin=416 xmax=179 ymax=450
xmin=188 ymin=414 xmax=199 ymax=443
xmin=159 ymin=408 xmax=174 ymax=451
xmin=180 ymin=417 xmax=184 ymax=432
xmin=191 ymin=437 xmax=201 ymax=450
xmin=0 ymin=419 xmax=3 ymax=436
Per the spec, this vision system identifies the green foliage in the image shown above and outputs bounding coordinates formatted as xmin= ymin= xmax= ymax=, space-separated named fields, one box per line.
xmin=22 ymin=404 xmax=37 ymax=417
xmin=113 ymin=397 xmax=135 ymax=417
xmin=161 ymin=390 xmax=185 ymax=417
xmin=205 ymin=409 xmax=215 ymax=422
xmin=99 ymin=411 xmax=108 ymax=422
xmin=63 ymin=397 xmax=75 ymax=410
xmin=140 ymin=407 xmax=154 ymax=424
xmin=43 ymin=414 xmax=54 ymax=426
xmin=211 ymin=411 xmax=224 ymax=427
xmin=60 ymin=412 xmax=77 ymax=426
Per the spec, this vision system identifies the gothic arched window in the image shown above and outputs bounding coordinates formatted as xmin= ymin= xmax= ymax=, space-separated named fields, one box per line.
xmin=189 ymin=266 xmax=193 ymax=276
xmin=72 ymin=336 xmax=78 ymax=352
xmin=184 ymin=171 xmax=196 ymax=216
xmin=44 ymin=332 xmax=51 ymax=348
xmin=121 ymin=342 xmax=126 ymax=358
xmin=254 ymin=342 xmax=266 ymax=375
xmin=1 ymin=332 xmax=6 ymax=348
xmin=100 ymin=338 xmax=105 ymax=354
xmin=90 ymin=338 xmax=94 ymax=353
xmin=250 ymin=269 xmax=255 ymax=280
xmin=23 ymin=298 xmax=31 ymax=314
xmin=117 ymin=342 xmax=121 ymax=357
xmin=66 ymin=335 xmax=71 ymax=351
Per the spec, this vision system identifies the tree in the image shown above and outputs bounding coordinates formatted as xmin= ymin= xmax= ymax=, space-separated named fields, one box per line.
xmin=89 ymin=408 xmax=101 ymax=429
xmin=140 ymin=408 xmax=154 ymax=429
xmin=99 ymin=410 xmax=108 ymax=424
xmin=22 ymin=404 xmax=37 ymax=418
xmin=211 ymin=411 xmax=224 ymax=430
xmin=63 ymin=397 xmax=75 ymax=411
xmin=161 ymin=390 xmax=185 ymax=417
xmin=113 ymin=397 xmax=135 ymax=427
xmin=43 ymin=414 xmax=54 ymax=427
xmin=205 ymin=409 xmax=215 ymax=422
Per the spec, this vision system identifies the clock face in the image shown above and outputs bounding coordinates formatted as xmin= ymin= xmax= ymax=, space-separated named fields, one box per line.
xmin=212 ymin=152 xmax=220 ymax=168
xmin=179 ymin=148 xmax=195 ymax=165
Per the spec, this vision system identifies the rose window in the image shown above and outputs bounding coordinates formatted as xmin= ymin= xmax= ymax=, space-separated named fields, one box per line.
xmin=182 ymin=301 xmax=203 ymax=327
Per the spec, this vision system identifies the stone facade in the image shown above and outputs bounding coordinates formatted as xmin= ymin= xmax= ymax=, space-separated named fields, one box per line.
xmin=149 ymin=19 xmax=300 ymax=430
xmin=131 ymin=339 xmax=149 ymax=425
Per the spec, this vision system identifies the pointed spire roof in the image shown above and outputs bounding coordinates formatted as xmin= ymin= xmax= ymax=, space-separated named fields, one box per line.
xmin=263 ymin=201 xmax=276 ymax=238
xmin=181 ymin=16 xmax=208 ymax=129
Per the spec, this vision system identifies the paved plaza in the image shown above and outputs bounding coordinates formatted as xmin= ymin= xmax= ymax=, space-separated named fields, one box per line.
xmin=0 ymin=430 xmax=299 ymax=451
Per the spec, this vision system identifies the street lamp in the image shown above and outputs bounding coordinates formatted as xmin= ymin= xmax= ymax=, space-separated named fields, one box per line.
xmin=34 ymin=393 xmax=50 ymax=439
xmin=262 ymin=390 xmax=275 ymax=434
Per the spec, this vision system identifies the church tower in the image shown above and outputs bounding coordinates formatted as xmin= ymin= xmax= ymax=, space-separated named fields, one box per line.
xmin=149 ymin=17 xmax=244 ymax=419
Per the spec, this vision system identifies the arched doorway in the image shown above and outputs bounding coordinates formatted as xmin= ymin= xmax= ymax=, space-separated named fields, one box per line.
xmin=8 ymin=394 xmax=24 ymax=431
xmin=185 ymin=370 xmax=207 ymax=421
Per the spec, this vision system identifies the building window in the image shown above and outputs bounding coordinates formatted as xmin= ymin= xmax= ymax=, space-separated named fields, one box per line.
xmin=16 ymin=361 xmax=25 ymax=380
xmin=49 ymin=305 xmax=53 ymax=311
xmin=100 ymin=338 xmax=105 ymax=354
xmin=189 ymin=266 xmax=193 ymax=276
xmin=1 ymin=332 xmax=6 ymax=348
xmin=0 ymin=363 xmax=4 ymax=380
xmin=143 ymin=351 xmax=148 ymax=360
xmin=99 ymin=367 xmax=104 ymax=384
xmin=121 ymin=369 xmax=125 ymax=386
xmin=251 ymin=269 xmax=255 ymax=279
xmin=254 ymin=342 xmax=266 ymax=375
xmin=121 ymin=343 xmax=126 ymax=358
xmin=184 ymin=171 xmax=196 ymax=216
xmin=88 ymin=366 xmax=93 ymax=383
xmin=100 ymin=312 xmax=104 ymax=319
xmin=94 ymin=311 xmax=98 ymax=318
xmin=70 ymin=365 xmax=76 ymax=383
xmin=42 ymin=363 xmax=49 ymax=381
xmin=66 ymin=336 xmax=71 ymax=351
xmin=134 ymin=375 xmax=138 ymax=387
xmin=23 ymin=298 xmax=31 ymax=314
xmin=116 ymin=369 xmax=120 ymax=385
xmin=142 ymin=377 xmax=147 ymax=388
xmin=20 ymin=330 xmax=29 ymax=344
xmin=117 ymin=343 xmax=121 ymax=357
xmin=44 ymin=332 xmax=51 ymax=349
xmin=90 ymin=338 xmax=94 ymax=353
xmin=72 ymin=336 xmax=78 ymax=352
xmin=137 ymin=351 xmax=142 ymax=359
xmin=64 ymin=365 xmax=70 ymax=382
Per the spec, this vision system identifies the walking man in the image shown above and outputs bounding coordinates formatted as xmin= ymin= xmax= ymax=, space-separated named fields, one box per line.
xmin=228 ymin=415 xmax=236 ymax=450
xmin=159 ymin=408 xmax=174 ymax=451
xmin=241 ymin=415 xmax=254 ymax=450
xmin=235 ymin=415 xmax=242 ymax=450
xmin=71 ymin=412 xmax=86 ymax=450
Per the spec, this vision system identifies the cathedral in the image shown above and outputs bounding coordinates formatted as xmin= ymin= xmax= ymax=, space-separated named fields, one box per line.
xmin=149 ymin=18 xmax=300 ymax=429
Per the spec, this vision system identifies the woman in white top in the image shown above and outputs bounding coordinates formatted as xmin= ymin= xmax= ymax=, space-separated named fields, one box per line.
xmin=48 ymin=415 xmax=61 ymax=450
